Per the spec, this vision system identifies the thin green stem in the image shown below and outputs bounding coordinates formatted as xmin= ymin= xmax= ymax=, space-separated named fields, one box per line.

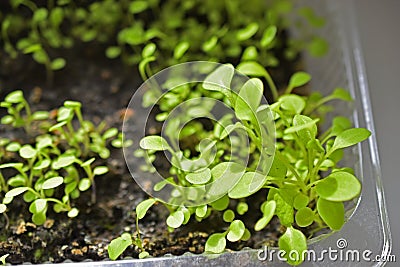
xmin=263 ymin=72 xmax=279 ymax=101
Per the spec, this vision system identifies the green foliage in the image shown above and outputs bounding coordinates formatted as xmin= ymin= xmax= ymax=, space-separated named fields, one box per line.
xmin=128 ymin=66 xmax=370 ymax=265
xmin=1 ymin=0 xmax=326 ymax=85
xmin=0 ymin=90 xmax=125 ymax=224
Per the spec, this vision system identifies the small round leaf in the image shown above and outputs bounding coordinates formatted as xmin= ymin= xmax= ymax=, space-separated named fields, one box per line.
xmin=42 ymin=176 xmax=64 ymax=190
xmin=205 ymin=233 xmax=226 ymax=254
xmin=227 ymin=220 xmax=245 ymax=242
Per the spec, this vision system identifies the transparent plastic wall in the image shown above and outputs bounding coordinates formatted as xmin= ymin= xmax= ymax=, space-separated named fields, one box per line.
xmin=30 ymin=1 xmax=391 ymax=266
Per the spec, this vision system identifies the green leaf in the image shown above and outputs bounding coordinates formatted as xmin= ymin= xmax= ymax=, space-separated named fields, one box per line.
xmin=32 ymin=111 xmax=49 ymax=120
xmin=64 ymin=100 xmax=81 ymax=108
xmin=242 ymin=46 xmax=258 ymax=61
xmin=261 ymin=25 xmax=277 ymax=47
xmin=67 ymin=207 xmax=79 ymax=218
xmin=285 ymin=115 xmax=318 ymax=144
xmin=138 ymin=251 xmax=150 ymax=259
xmin=57 ymin=107 xmax=73 ymax=122
xmin=5 ymin=90 xmax=24 ymax=103
xmin=308 ymin=37 xmax=329 ymax=57
xmin=174 ymin=41 xmax=190 ymax=60
xmin=0 ymin=204 xmax=7 ymax=213
xmin=1 ymin=115 xmax=14 ymax=124
xmin=295 ymin=207 xmax=314 ymax=227
xmin=166 ymin=210 xmax=184 ymax=228
xmin=7 ymin=176 xmax=25 ymax=187
xmin=236 ymin=61 xmax=267 ymax=77
xmin=236 ymin=202 xmax=248 ymax=215
xmin=5 ymin=187 xmax=29 ymax=198
xmin=331 ymin=128 xmax=371 ymax=151
xmin=142 ymin=43 xmax=156 ymax=58
xmin=210 ymin=195 xmax=229 ymax=211
xmin=185 ymin=168 xmax=211 ymax=185
xmin=331 ymin=88 xmax=352 ymax=101
xmin=136 ymin=199 xmax=156 ymax=220
xmin=279 ymin=95 xmax=306 ymax=114
xmin=93 ymin=166 xmax=108 ymax=176
xmin=205 ymin=233 xmax=226 ymax=254
xmin=140 ymin=136 xmax=170 ymax=151
xmin=19 ymin=145 xmax=37 ymax=159
xmin=34 ymin=159 xmax=51 ymax=170
xmin=223 ymin=209 xmax=235 ymax=223
xmin=235 ymin=78 xmax=263 ymax=121
xmin=51 ymin=58 xmax=66 ymax=70
xmin=317 ymin=198 xmax=344 ymax=230
xmin=195 ymin=205 xmax=207 ymax=218
xmin=268 ymin=157 xmax=287 ymax=178
xmin=202 ymin=36 xmax=218 ymax=52
xmin=49 ymin=121 xmax=67 ymax=131
xmin=227 ymin=220 xmax=245 ymax=242
xmin=6 ymin=142 xmax=21 ymax=152
xmin=33 ymin=8 xmax=48 ymax=23
xmin=52 ymin=155 xmax=76 ymax=169
xmin=255 ymin=201 xmax=276 ymax=231
xmin=78 ymin=178 xmax=91 ymax=191
xmin=29 ymin=199 xmax=47 ymax=214
xmin=208 ymin=162 xmax=246 ymax=197
xmin=42 ymin=177 xmax=63 ymax=189
xmin=228 ymin=172 xmax=266 ymax=199
xmin=331 ymin=116 xmax=352 ymax=136
xmin=81 ymin=158 xmax=95 ymax=167
xmin=288 ymin=72 xmax=311 ymax=89
xmin=203 ymin=64 xmax=234 ymax=93
xmin=293 ymin=194 xmax=309 ymax=210
xmin=278 ymin=227 xmax=307 ymax=266
xmin=316 ymin=171 xmax=361 ymax=201
xmin=106 ymin=46 xmax=121 ymax=59
xmin=129 ymin=1 xmax=148 ymax=14
xmin=274 ymin=193 xmax=293 ymax=227
xmin=0 ymin=163 xmax=23 ymax=170
xmin=32 ymin=211 xmax=46 ymax=225
xmin=108 ymin=233 xmax=132 ymax=260
xmin=236 ymin=22 xmax=259 ymax=41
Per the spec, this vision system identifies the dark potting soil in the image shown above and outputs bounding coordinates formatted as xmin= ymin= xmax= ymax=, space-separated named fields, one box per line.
xmin=0 ymin=44 xmax=306 ymax=264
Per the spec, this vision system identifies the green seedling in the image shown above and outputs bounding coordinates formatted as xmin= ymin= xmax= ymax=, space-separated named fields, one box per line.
xmin=0 ymin=90 xmax=124 ymax=226
xmin=112 ymin=65 xmax=370 ymax=265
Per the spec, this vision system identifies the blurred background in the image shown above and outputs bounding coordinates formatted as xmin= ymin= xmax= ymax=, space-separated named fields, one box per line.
xmin=354 ymin=0 xmax=399 ymax=265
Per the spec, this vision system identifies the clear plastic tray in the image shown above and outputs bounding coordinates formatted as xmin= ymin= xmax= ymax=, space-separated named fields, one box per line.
xmin=27 ymin=0 xmax=391 ymax=266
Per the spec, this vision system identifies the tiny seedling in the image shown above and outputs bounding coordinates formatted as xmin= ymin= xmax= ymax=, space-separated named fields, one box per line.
xmin=0 ymin=90 xmax=126 ymax=226
xmin=110 ymin=64 xmax=370 ymax=265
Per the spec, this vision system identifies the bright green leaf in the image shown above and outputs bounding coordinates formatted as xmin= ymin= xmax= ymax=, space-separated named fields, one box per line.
xmin=317 ymin=198 xmax=344 ymax=230
xmin=227 ymin=220 xmax=245 ymax=242
xmin=223 ymin=209 xmax=235 ymax=223
xmin=19 ymin=144 xmax=37 ymax=159
xmin=316 ymin=171 xmax=361 ymax=201
xmin=205 ymin=233 xmax=226 ymax=254
xmin=93 ymin=166 xmax=108 ymax=176
xmin=166 ymin=210 xmax=184 ymax=228
xmin=236 ymin=22 xmax=259 ymax=41
xmin=136 ymin=199 xmax=156 ymax=220
xmin=78 ymin=178 xmax=91 ymax=191
xmin=42 ymin=176 xmax=63 ymax=189
xmin=174 ymin=41 xmax=190 ymax=60
xmin=228 ymin=172 xmax=266 ymax=199
xmin=5 ymin=187 xmax=29 ymax=198
xmin=108 ymin=233 xmax=132 ymax=260
xmin=140 ymin=136 xmax=170 ymax=151
xmin=185 ymin=168 xmax=211 ymax=185
xmin=295 ymin=207 xmax=314 ymax=227
xmin=278 ymin=227 xmax=307 ymax=265
xmin=331 ymin=128 xmax=371 ymax=151
xmin=261 ymin=25 xmax=277 ymax=47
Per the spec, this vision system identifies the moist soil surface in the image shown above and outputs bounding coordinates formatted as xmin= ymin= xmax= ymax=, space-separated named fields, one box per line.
xmin=0 ymin=45 xmax=301 ymax=264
